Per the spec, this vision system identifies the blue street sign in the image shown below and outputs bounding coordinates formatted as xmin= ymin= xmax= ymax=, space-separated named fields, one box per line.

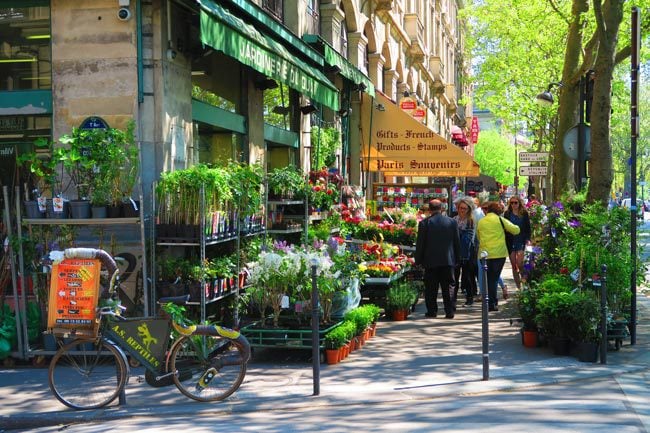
xmin=79 ymin=116 xmax=109 ymax=130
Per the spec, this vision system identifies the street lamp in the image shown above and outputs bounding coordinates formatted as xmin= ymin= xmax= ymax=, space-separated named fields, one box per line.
xmin=536 ymin=82 xmax=563 ymax=106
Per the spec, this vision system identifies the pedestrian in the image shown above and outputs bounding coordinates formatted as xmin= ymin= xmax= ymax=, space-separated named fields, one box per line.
xmin=452 ymin=197 xmax=477 ymax=307
xmin=503 ymin=196 xmax=532 ymax=290
xmin=477 ymin=201 xmax=520 ymax=311
xmin=526 ymin=193 xmax=540 ymax=208
xmin=414 ymin=199 xmax=460 ymax=319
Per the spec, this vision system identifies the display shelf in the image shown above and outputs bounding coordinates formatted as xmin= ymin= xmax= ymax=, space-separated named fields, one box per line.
xmin=266 ymin=227 xmax=304 ymax=234
xmin=372 ymin=182 xmax=452 ymax=214
xmin=23 ymin=217 xmax=140 ymax=225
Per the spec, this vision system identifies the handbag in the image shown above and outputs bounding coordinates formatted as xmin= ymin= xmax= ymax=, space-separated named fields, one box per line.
xmin=499 ymin=216 xmax=513 ymax=254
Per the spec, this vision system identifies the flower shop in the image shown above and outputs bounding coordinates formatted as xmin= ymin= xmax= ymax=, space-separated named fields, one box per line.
xmin=514 ymin=195 xmax=640 ymax=362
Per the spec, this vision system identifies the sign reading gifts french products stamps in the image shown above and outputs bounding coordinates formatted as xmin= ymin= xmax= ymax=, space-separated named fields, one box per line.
xmin=47 ymin=259 xmax=101 ymax=330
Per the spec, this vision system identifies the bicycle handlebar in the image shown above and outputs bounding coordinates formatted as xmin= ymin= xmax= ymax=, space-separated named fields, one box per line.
xmin=63 ymin=248 xmax=120 ymax=297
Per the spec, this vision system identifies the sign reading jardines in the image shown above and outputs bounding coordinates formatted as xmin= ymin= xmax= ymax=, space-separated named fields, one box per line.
xmin=361 ymin=92 xmax=479 ymax=177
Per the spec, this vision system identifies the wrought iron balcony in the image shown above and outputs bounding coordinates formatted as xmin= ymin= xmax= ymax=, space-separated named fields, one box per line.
xmin=262 ymin=0 xmax=284 ymax=22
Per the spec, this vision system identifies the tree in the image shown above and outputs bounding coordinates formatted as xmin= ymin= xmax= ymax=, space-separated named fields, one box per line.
xmin=473 ymin=130 xmax=516 ymax=186
xmin=466 ymin=0 xmax=650 ymax=204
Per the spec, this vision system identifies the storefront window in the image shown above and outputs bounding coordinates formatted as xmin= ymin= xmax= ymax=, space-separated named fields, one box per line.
xmin=0 ymin=4 xmax=51 ymax=91
xmin=195 ymin=121 xmax=243 ymax=164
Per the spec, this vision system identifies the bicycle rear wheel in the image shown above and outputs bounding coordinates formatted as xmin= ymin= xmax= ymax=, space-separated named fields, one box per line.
xmin=49 ymin=338 xmax=128 ymax=410
xmin=170 ymin=334 xmax=247 ymax=402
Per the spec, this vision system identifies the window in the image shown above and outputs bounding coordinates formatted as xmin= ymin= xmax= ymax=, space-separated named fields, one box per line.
xmin=0 ymin=4 xmax=51 ymax=91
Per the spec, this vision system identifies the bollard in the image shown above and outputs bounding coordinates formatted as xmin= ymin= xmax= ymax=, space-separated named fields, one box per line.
xmin=600 ymin=264 xmax=608 ymax=364
xmin=310 ymin=259 xmax=320 ymax=395
xmin=480 ymin=251 xmax=489 ymax=380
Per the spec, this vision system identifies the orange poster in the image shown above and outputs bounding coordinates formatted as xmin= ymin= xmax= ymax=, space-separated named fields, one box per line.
xmin=47 ymin=259 xmax=101 ymax=329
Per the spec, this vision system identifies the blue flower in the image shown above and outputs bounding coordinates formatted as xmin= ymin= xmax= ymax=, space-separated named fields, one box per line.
xmin=553 ymin=201 xmax=564 ymax=211
xmin=568 ymin=219 xmax=581 ymax=228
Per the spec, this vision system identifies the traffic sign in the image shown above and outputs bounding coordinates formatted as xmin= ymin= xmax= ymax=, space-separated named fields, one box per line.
xmin=518 ymin=152 xmax=549 ymax=162
xmin=519 ymin=166 xmax=548 ymax=176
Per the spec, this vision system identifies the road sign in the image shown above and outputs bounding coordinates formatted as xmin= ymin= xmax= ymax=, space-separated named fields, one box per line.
xmin=518 ymin=152 xmax=549 ymax=162
xmin=519 ymin=166 xmax=548 ymax=176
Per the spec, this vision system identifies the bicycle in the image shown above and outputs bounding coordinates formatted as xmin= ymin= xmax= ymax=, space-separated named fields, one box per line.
xmin=47 ymin=247 xmax=251 ymax=410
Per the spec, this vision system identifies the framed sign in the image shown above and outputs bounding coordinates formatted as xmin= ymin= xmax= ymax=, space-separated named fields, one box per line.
xmin=79 ymin=116 xmax=109 ymax=130
xmin=47 ymin=258 xmax=101 ymax=330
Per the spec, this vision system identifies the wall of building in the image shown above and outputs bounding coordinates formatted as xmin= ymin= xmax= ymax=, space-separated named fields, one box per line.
xmin=51 ymin=0 xmax=138 ymax=137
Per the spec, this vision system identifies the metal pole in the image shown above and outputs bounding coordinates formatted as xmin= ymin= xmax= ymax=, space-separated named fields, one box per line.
xmin=630 ymin=6 xmax=640 ymax=345
xmin=514 ymin=139 xmax=519 ymax=197
xmin=600 ymin=265 xmax=608 ymax=364
xmin=576 ymin=76 xmax=586 ymax=190
xmin=480 ymin=251 xmax=489 ymax=380
xmin=310 ymin=260 xmax=320 ymax=395
xmin=3 ymin=186 xmax=24 ymax=359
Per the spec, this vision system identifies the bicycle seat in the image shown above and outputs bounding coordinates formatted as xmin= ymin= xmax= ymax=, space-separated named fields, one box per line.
xmin=157 ymin=294 xmax=191 ymax=305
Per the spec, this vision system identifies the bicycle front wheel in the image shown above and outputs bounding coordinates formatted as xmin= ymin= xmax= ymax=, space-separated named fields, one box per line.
xmin=170 ymin=334 xmax=247 ymax=402
xmin=49 ymin=338 xmax=128 ymax=410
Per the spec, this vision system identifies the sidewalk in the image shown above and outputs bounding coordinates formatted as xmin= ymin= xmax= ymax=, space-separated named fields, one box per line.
xmin=2 ymin=262 xmax=649 ymax=430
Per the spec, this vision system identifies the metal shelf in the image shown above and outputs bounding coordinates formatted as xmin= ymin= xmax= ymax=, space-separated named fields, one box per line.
xmin=156 ymin=234 xmax=239 ymax=247
xmin=187 ymin=290 xmax=236 ymax=306
xmin=267 ymin=227 xmax=303 ymax=234
xmin=23 ymin=217 xmax=140 ymax=225
xmin=267 ymin=200 xmax=305 ymax=205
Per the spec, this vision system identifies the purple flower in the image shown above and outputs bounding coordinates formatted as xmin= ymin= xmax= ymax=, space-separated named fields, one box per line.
xmin=568 ymin=219 xmax=581 ymax=228
xmin=532 ymin=246 xmax=543 ymax=254
xmin=553 ymin=201 xmax=564 ymax=211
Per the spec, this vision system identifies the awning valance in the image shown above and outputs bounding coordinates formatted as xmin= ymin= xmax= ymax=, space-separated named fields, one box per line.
xmin=198 ymin=0 xmax=339 ymax=111
xmin=451 ymin=125 xmax=468 ymax=146
xmin=361 ymin=92 xmax=479 ymax=177
xmin=303 ymin=35 xmax=375 ymax=97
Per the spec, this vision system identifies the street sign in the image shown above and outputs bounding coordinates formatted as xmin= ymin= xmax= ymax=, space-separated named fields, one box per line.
xmin=519 ymin=166 xmax=548 ymax=176
xmin=519 ymin=152 xmax=549 ymax=162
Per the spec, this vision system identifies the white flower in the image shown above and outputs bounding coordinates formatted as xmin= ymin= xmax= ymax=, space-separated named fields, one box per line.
xmin=49 ymin=250 xmax=65 ymax=263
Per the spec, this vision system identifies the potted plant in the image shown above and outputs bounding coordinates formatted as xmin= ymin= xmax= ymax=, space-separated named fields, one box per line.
xmin=386 ymin=282 xmax=418 ymax=321
xmin=267 ymin=166 xmax=306 ymax=200
xmin=536 ymin=291 xmax=579 ymax=355
xmin=567 ymin=292 xmax=601 ymax=362
xmin=16 ymin=139 xmax=65 ymax=218
xmin=324 ymin=325 xmax=346 ymax=364
xmin=516 ymin=286 xmax=540 ymax=348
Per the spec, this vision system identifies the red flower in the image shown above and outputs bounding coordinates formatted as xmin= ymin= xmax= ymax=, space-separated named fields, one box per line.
xmin=560 ymin=267 xmax=568 ymax=274
xmin=326 ymin=189 xmax=333 ymax=195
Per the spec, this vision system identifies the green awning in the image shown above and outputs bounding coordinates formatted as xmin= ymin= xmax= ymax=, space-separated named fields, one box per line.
xmin=303 ymin=35 xmax=375 ymax=97
xmin=198 ymin=0 xmax=339 ymax=111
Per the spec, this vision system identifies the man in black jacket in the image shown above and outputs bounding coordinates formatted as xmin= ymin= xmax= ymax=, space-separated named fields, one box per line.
xmin=414 ymin=199 xmax=460 ymax=318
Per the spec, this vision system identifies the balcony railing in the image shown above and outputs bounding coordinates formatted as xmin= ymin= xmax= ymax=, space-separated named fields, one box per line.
xmin=262 ymin=0 xmax=284 ymax=22
xmin=306 ymin=4 xmax=320 ymax=35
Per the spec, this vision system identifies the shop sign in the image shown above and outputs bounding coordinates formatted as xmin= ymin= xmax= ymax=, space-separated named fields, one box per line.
xmin=470 ymin=116 xmax=480 ymax=143
xmin=0 ymin=116 xmax=26 ymax=131
xmin=47 ymin=259 xmax=101 ymax=329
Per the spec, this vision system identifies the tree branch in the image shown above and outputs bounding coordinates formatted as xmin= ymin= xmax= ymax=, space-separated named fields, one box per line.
xmin=548 ymin=0 xmax=570 ymax=25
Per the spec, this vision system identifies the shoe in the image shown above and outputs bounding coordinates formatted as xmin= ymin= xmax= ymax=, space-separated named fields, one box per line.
xmin=502 ymin=285 xmax=509 ymax=300
xmin=464 ymin=300 xmax=474 ymax=306
xmin=488 ymin=305 xmax=499 ymax=312
xmin=425 ymin=313 xmax=437 ymax=318
xmin=445 ymin=313 xmax=455 ymax=319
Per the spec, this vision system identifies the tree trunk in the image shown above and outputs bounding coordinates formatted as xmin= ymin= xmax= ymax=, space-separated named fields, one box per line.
xmin=586 ymin=0 xmax=625 ymax=205
xmin=552 ymin=0 xmax=590 ymax=200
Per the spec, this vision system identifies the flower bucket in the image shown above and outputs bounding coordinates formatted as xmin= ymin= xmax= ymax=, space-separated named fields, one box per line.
xmin=391 ymin=309 xmax=408 ymax=321
xmin=522 ymin=330 xmax=538 ymax=348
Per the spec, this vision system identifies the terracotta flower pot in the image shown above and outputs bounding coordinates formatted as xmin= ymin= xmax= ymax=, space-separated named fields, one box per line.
xmin=325 ymin=349 xmax=339 ymax=365
xmin=391 ymin=309 xmax=408 ymax=321
xmin=522 ymin=329 xmax=538 ymax=348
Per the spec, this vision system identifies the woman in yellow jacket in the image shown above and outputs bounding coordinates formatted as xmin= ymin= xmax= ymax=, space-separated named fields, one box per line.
xmin=477 ymin=201 xmax=520 ymax=311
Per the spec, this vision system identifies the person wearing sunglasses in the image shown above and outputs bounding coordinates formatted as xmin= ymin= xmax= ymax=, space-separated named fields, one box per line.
xmin=503 ymin=196 xmax=532 ymax=291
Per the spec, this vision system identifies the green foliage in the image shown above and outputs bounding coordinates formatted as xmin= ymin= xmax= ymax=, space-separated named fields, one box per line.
xmin=310 ymin=126 xmax=341 ymax=169
xmin=343 ymin=307 xmax=373 ymax=335
xmin=535 ymin=291 xmax=577 ymax=338
xmin=16 ymin=138 xmax=65 ymax=197
xmin=472 ymin=130 xmax=515 ymax=185
xmin=227 ymin=161 xmax=264 ymax=217
xmin=324 ymin=325 xmax=347 ymax=349
xmin=267 ymin=166 xmax=306 ymax=199
xmin=516 ymin=286 xmax=540 ymax=331
xmin=386 ymin=282 xmax=418 ymax=310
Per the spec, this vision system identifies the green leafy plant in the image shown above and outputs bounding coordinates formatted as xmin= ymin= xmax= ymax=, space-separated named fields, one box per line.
xmin=324 ymin=325 xmax=346 ymax=349
xmin=267 ymin=166 xmax=306 ymax=199
xmin=516 ymin=287 xmax=540 ymax=331
xmin=386 ymin=282 xmax=418 ymax=311
xmin=16 ymin=138 xmax=65 ymax=198
xmin=310 ymin=126 xmax=341 ymax=169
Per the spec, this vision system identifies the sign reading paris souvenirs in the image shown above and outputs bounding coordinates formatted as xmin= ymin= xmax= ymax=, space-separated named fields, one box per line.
xmin=361 ymin=93 xmax=479 ymax=177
